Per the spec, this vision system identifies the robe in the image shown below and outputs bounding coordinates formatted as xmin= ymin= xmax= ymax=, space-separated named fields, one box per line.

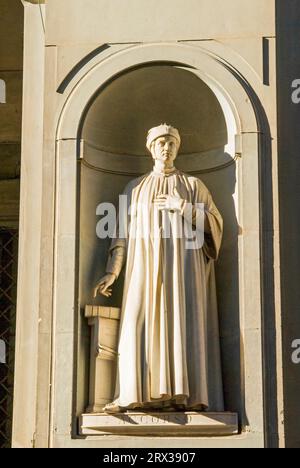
xmin=107 ymin=168 xmax=224 ymax=411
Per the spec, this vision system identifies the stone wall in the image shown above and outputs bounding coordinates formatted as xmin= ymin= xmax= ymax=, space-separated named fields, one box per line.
xmin=276 ymin=0 xmax=300 ymax=449
xmin=0 ymin=0 xmax=23 ymax=448
xmin=11 ymin=0 xmax=300 ymax=448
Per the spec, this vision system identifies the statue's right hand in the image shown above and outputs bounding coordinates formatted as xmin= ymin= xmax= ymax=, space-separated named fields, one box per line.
xmin=93 ymin=273 xmax=116 ymax=298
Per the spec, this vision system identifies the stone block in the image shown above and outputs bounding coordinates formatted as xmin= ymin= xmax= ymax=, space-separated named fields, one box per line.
xmin=85 ymin=305 xmax=120 ymax=412
xmin=80 ymin=411 xmax=238 ymax=436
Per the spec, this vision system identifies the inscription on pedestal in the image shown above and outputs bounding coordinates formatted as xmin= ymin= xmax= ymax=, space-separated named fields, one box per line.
xmin=80 ymin=411 xmax=238 ymax=436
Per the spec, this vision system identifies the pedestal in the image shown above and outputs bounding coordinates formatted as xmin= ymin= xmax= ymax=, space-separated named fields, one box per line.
xmin=85 ymin=305 xmax=120 ymax=413
xmin=80 ymin=412 xmax=239 ymax=436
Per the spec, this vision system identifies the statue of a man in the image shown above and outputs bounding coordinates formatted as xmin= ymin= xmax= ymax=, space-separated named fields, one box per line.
xmin=94 ymin=124 xmax=224 ymax=413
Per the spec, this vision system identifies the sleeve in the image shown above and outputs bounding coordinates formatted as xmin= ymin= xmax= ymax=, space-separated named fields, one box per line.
xmin=198 ymin=180 xmax=223 ymax=260
xmin=106 ymin=245 xmax=126 ymax=279
xmin=180 ymin=178 xmax=223 ymax=260
xmin=104 ymin=180 xmax=132 ymax=278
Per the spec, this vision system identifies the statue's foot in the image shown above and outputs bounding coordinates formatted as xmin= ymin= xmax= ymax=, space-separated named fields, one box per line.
xmin=103 ymin=402 xmax=125 ymax=414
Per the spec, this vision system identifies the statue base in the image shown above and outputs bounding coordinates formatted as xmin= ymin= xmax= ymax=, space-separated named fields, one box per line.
xmin=80 ymin=411 xmax=238 ymax=436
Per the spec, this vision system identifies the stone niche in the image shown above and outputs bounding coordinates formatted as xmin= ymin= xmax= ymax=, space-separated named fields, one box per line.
xmin=49 ymin=41 xmax=266 ymax=447
xmin=76 ymin=65 xmax=241 ymax=431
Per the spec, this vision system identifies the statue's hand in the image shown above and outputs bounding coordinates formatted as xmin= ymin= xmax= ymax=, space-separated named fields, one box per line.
xmin=154 ymin=187 xmax=185 ymax=213
xmin=93 ymin=273 xmax=116 ymax=298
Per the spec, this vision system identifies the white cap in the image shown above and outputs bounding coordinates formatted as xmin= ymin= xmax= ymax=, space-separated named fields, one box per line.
xmin=146 ymin=123 xmax=181 ymax=151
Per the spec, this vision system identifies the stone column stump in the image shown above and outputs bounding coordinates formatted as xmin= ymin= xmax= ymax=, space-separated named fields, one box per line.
xmin=85 ymin=305 xmax=120 ymax=413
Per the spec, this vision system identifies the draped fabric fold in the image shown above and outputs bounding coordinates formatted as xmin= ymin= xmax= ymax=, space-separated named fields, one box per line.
xmin=109 ymin=169 xmax=224 ymax=411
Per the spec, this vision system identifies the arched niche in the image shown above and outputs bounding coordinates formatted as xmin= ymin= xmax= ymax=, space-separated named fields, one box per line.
xmin=53 ymin=43 xmax=267 ymax=447
xmin=78 ymin=63 xmax=241 ymax=420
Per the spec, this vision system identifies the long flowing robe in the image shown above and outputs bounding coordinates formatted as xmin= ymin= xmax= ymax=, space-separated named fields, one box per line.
xmin=107 ymin=168 xmax=224 ymax=411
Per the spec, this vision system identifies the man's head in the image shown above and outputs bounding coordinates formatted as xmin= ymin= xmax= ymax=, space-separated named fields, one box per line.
xmin=146 ymin=124 xmax=181 ymax=164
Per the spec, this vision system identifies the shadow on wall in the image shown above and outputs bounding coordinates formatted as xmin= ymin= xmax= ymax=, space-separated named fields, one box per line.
xmin=201 ymin=160 xmax=243 ymax=420
xmin=276 ymin=0 xmax=300 ymax=448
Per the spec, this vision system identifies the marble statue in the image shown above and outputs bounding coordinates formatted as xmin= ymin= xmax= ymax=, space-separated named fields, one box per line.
xmin=94 ymin=124 xmax=224 ymax=413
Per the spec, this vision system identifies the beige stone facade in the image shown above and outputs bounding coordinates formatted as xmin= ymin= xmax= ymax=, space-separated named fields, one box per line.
xmin=0 ymin=0 xmax=299 ymax=448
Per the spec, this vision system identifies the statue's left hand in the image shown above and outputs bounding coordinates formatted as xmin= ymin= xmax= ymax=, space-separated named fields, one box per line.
xmin=154 ymin=187 xmax=185 ymax=213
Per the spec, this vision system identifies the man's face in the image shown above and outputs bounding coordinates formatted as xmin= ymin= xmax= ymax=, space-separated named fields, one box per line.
xmin=151 ymin=135 xmax=178 ymax=163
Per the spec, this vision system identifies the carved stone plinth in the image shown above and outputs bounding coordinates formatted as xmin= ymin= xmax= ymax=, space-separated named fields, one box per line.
xmin=85 ymin=305 xmax=120 ymax=413
xmin=80 ymin=412 xmax=239 ymax=436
